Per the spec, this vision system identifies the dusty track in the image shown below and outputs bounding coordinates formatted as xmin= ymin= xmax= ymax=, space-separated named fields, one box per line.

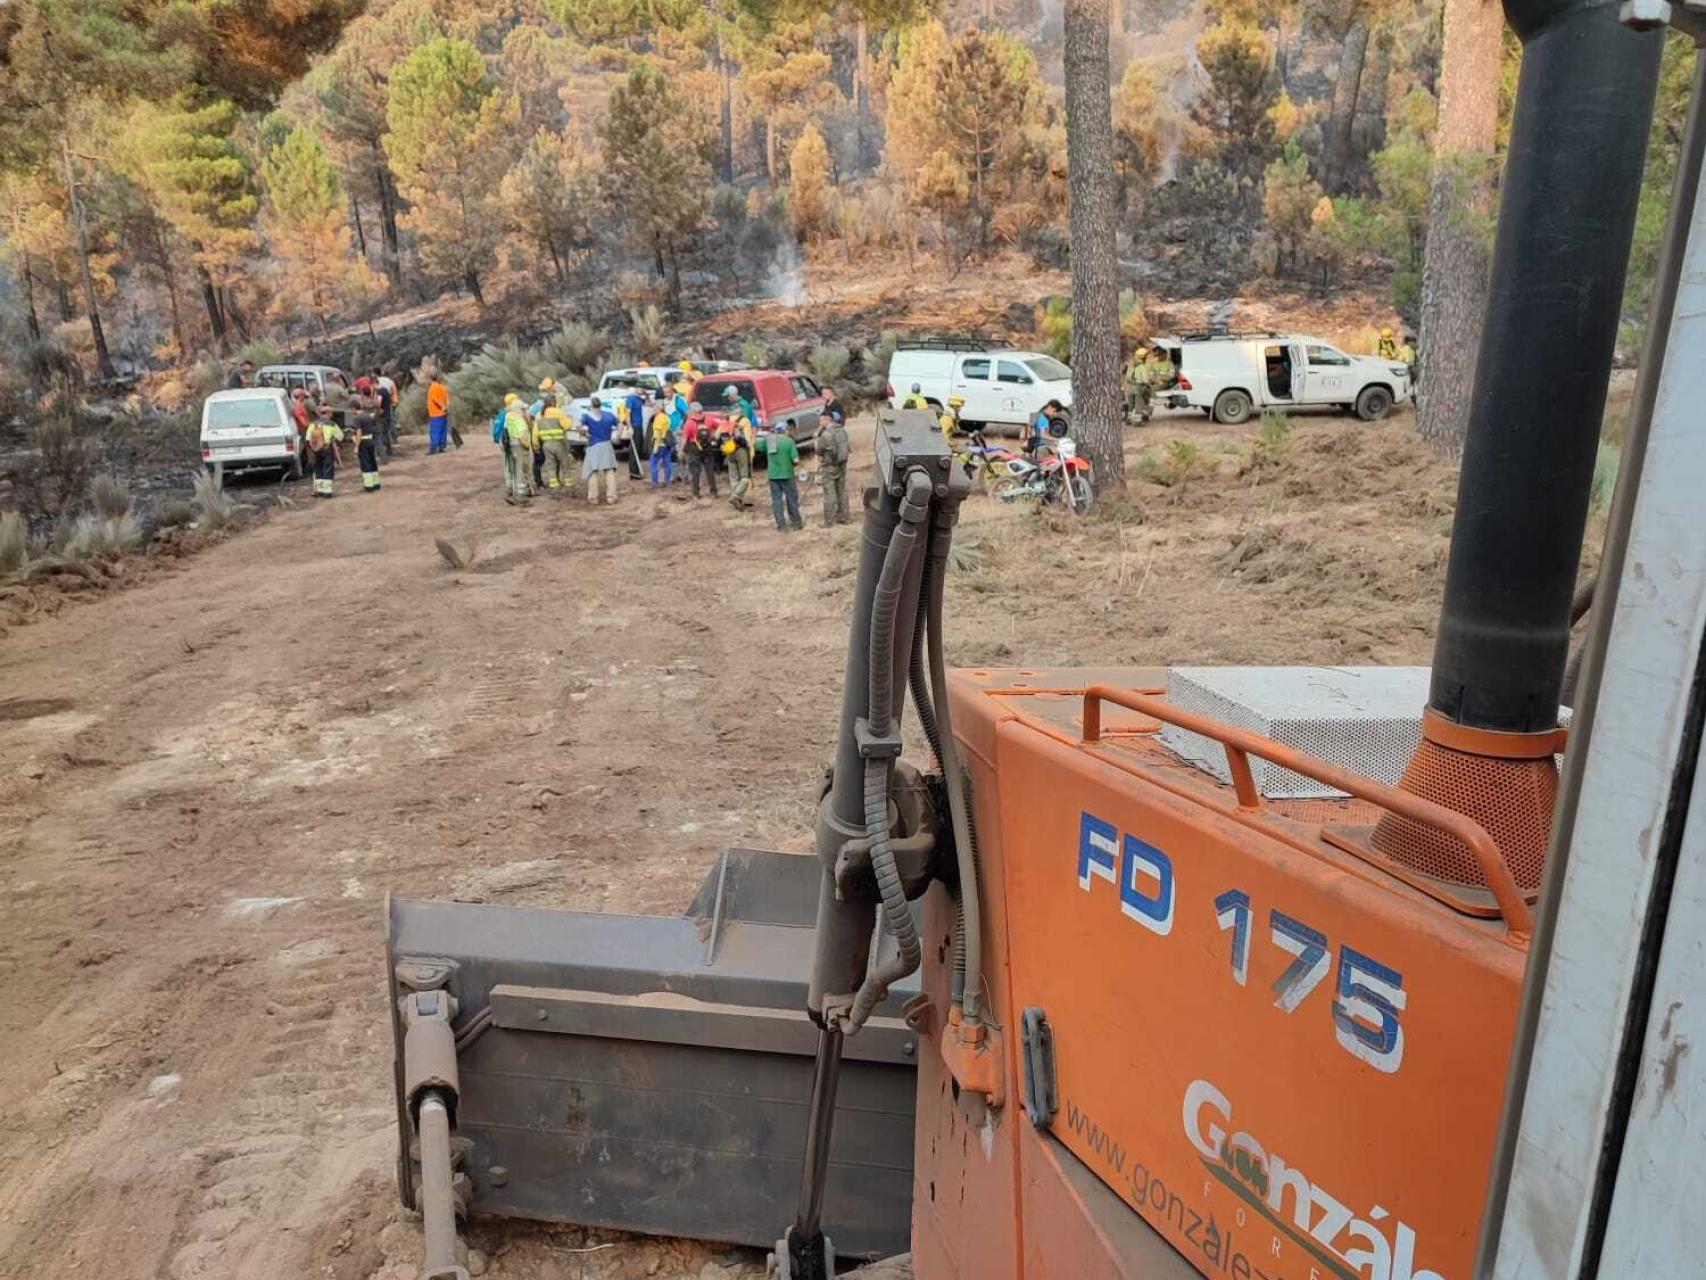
xmin=0 ymin=412 xmax=1457 ymax=1279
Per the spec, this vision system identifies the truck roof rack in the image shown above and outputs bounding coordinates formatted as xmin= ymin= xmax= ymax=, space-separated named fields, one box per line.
xmin=894 ymin=336 xmax=1013 ymax=353
xmin=1163 ymin=330 xmax=1288 ymax=342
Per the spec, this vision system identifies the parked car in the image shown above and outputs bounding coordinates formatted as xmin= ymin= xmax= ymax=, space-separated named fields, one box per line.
xmin=1150 ymin=332 xmax=1410 ymax=424
xmin=696 ymin=370 xmax=829 ymax=450
xmin=886 ymin=339 xmax=1074 ymax=429
xmin=255 ymin=364 xmax=347 ymax=399
xmin=200 ymin=387 xmax=302 ymax=479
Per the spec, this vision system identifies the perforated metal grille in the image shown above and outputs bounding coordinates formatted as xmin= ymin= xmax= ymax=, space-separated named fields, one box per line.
xmin=1159 ymin=667 xmax=1431 ymax=799
xmin=1370 ymin=740 xmax=1557 ymax=891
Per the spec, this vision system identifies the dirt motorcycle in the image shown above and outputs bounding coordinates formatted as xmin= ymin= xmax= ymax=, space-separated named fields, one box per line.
xmin=987 ymin=437 xmax=1095 ymax=512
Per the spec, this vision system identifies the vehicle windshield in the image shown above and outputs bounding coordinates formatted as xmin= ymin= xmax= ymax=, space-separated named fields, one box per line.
xmin=601 ymin=374 xmax=663 ymax=393
xmin=206 ymin=399 xmax=283 ymax=429
xmin=1025 ymin=356 xmax=1071 ymax=382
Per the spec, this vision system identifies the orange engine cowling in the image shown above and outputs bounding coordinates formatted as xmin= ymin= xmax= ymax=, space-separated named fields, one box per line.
xmin=910 ymin=668 xmax=1530 ymax=1280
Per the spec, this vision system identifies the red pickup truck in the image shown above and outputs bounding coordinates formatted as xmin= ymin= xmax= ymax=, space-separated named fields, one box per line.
xmin=695 ymin=370 xmax=829 ymax=447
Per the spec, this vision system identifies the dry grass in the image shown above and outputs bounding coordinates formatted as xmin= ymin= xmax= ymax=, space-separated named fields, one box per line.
xmin=192 ymin=470 xmax=238 ymax=531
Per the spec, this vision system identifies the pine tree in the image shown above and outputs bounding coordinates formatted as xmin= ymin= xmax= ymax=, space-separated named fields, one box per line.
xmin=788 ymin=123 xmax=832 ymax=240
xmin=261 ymin=125 xmax=379 ymax=336
xmin=600 ymin=64 xmax=710 ymax=307
xmin=384 ymin=37 xmax=519 ymax=307
xmin=1191 ymin=22 xmax=1281 ymax=213
xmin=885 ymin=21 xmax=1044 ymax=255
xmin=500 ymin=132 xmax=591 ymax=284
xmin=128 ymin=97 xmax=260 ymax=352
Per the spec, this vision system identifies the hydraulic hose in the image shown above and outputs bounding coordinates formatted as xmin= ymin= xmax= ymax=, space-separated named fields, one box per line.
xmin=925 ymin=504 xmax=985 ymax=1028
xmin=846 ymin=471 xmax=933 ymax=1030
xmin=909 ymin=561 xmax=943 ymax=770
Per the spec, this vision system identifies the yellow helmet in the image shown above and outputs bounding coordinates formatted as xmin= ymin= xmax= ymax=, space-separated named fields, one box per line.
xmin=720 ymin=437 xmax=737 ymax=456
xmin=679 ymin=359 xmax=694 ymax=373
xmin=1381 ymin=327 xmax=1394 ymax=338
xmin=503 ymin=392 xmax=521 ymax=406
xmin=947 ymin=394 xmax=965 ymax=409
xmin=538 ymin=377 xmax=556 ymax=392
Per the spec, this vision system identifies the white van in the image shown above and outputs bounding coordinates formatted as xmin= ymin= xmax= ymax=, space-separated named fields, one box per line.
xmin=255 ymin=364 xmax=347 ymax=398
xmin=200 ymin=388 xmax=302 ymax=479
xmin=887 ymin=340 xmax=1073 ymax=428
xmin=1152 ymin=332 xmax=1410 ymax=424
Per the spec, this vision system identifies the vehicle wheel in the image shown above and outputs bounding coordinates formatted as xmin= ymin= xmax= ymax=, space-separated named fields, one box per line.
xmin=989 ymin=475 xmax=1027 ymax=503
xmin=1355 ymin=386 xmax=1394 ymax=422
xmin=1064 ymin=475 xmax=1094 ymax=512
xmin=287 ymin=454 xmax=303 ymax=481
xmin=1213 ymin=389 xmax=1253 ymax=425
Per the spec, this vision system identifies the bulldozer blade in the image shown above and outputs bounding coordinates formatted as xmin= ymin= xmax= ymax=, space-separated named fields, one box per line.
xmin=386 ymin=849 xmax=917 ymax=1261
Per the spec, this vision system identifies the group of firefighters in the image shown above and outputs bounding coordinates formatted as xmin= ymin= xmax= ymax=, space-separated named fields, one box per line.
xmin=227 ymin=360 xmax=398 ymax=498
xmin=483 ymin=361 xmax=855 ymax=532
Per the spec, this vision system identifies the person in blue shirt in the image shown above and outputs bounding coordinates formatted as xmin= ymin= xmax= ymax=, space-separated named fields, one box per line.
xmin=579 ymin=397 xmax=622 ymax=506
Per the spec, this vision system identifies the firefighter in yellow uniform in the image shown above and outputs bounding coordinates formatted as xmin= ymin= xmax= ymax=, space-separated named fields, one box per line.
xmin=501 ymin=393 xmax=537 ymax=505
xmin=938 ymin=394 xmax=965 ymax=437
xmin=900 ymin=382 xmax=929 ymax=410
xmin=305 ymin=404 xmax=345 ymax=498
xmin=534 ymin=379 xmax=575 ymax=493
xmin=1377 ymin=326 xmax=1398 ymax=359
xmin=675 ymin=360 xmax=698 ymax=400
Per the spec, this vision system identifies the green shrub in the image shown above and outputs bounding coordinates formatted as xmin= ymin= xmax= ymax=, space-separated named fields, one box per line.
xmin=64 ymin=511 xmax=143 ymax=559
xmin=192 ymin=469 xmax=238 ymax=531
xmin=807 ymin=343 xmax=850 ymax=385
xmin=13 ymin=414 xmax=94 ymax=518
xmin=22 ymin=338 xmax=83 ymax=397
xmin=89 ymin=474 xmax=132 ymax=521
xmin=1040 ymin=296 xmax=1072 ymax=362
xmin=447 ymin=341 xmax=555 ymax=431
xmin=156 ymin=498 xmax=195 ymax=528
xmin=542 ymin=322 xmax=611 ymax=379
xmin=0 ymin=511 xmax=28 ymax=576
xmin=740 ymin=339 xmax=772 ymax=368
xmin=1246 ymin=412 xmax=1293 ymax=472
xmin=628 ymin=305 xmax=667 ymax=362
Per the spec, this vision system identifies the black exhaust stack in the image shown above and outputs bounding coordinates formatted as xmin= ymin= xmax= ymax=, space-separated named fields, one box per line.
xmin=1374 ymin=0 xmax=1665 ymax=896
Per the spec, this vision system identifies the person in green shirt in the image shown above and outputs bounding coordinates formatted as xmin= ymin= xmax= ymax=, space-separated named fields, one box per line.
xmin=766 ymin=428 xmax=803 ymax=532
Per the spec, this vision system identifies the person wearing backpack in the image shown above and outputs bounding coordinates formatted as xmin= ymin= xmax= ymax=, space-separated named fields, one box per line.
xmin=498 ymin=393 xmax=536 ymax=505
xmin=304 ymin=403 xmax=345 ymax=499
xmin=816 ymin=390 xmax=851 ymax=525
xmin=682 ymin=404 xmax=718 ymax=500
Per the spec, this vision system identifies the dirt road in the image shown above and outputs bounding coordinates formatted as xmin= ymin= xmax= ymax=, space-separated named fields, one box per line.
xmin=0 ymin=413 xmax=1460 ymax=1279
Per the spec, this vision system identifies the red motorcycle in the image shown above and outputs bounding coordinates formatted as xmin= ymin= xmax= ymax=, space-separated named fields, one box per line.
xmin=987 ymin=437 xmax=1095 ymax=512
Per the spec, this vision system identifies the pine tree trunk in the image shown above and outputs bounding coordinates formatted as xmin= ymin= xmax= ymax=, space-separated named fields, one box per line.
xmin=373 ymin=143 xmax=403 ymax=287
xmin=200 ymin=266 xmax=228 ymax=351
xmin=465 ymin=268 xmax=486 ymax=308
xmin=62 ymin=143 xmax=117 ymax=382
xmin=1416 ymin=0 xmax=1504 ymax=451
xmin=161 ymin=258 xmax=186 ymax=358
xmin=854 ymin=17 xmax=872 ymax=173
xmin=350 ymin=192 xmax=369 ymax=262
xmin=1063 ymin=0 xmax=1124 ymax=490
xmin=1357 ymin=32 xmax=1392 ymax=157
xmin=716 ymin=28 xmax=735 ymax=183
xmin=765 ymin=119 xmax=777 ymax=182
xmin=56 ymin=276 xmax=74 ymax=323
xmin=21 ymin=255 xmax=42 ymax=343
xmin=1323 ymin=18 xmax=1371 ymax=193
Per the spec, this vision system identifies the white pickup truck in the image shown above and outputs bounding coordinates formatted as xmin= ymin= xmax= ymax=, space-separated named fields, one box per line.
xmin=1152 ymin=332 xmax=1410 ymax=423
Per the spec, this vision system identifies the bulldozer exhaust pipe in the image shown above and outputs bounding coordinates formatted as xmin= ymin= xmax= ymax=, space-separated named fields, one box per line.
xmin=1429 ymin=0 xmax=1664 ymax=733
xmin=1375 ymin=0 xmax=1665 ymax=889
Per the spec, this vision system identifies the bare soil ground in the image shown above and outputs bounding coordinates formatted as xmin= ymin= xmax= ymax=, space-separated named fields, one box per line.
xmin=0 ymin=403 xmax=1563 ymax=1279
